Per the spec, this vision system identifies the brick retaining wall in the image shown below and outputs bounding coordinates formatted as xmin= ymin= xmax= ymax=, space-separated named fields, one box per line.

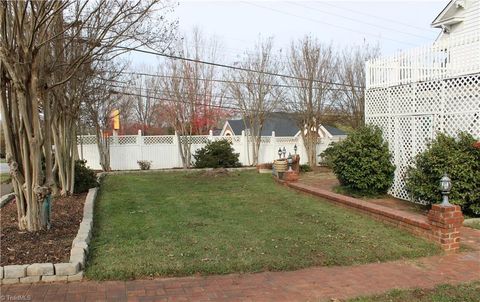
xmin=279 ymin=180 xmax=463 ymax=253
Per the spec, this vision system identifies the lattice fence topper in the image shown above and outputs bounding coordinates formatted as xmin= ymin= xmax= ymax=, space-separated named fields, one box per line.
xmin=104 ymin=135 xmax=138 ymax=145
xmin=143 ymin=136 xmax=174 ymax=145
xmin=365 ymin=72 xmax=480 ymax=203
xmin=78 ymin=135 xmax=97 ymax=145
xmin=276 ymin=137 xmax=300 ymax=143
xmin=180 ymin=135 xmax=210 ymax=144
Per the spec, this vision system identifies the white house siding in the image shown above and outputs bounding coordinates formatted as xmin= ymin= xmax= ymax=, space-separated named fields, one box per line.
xmin=437 ymin=0 xmax=480 ymax=41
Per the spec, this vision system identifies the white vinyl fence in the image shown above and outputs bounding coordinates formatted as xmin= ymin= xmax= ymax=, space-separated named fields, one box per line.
xmin=77 ymin=131 xmax=342 ymax=170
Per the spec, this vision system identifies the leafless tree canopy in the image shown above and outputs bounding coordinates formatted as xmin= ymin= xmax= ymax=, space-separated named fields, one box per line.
xmin=0 ymin=0 xmax=177 ymax=231
xmin=159 ymin=29 xmax=223 ymax=168
xmin=286 ymin=36 xmax=337 ymax=167
xmin=336 ymin=44 xmax=379 ymax=129
xmin=227 ymin=37 xmax=284 ymax=165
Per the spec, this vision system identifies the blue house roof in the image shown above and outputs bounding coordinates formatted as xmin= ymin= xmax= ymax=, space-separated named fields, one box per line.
xmin=225 ymin=112 xmax=346 ymax=137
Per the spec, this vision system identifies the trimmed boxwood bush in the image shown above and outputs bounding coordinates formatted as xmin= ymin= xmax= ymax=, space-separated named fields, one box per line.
xmin=74 ymin=160 xmax=98 ymax=194
xmin=406 ymin=132 xmax=480 ymax=216
xmin=321 ymin=125 xmax=395 ymax=196
xmin=193 ymin=139 xmax=241 ymax=168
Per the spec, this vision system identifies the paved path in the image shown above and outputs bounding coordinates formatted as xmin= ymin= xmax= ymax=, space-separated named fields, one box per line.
xmin=1 ymin=236 xmax=479 ymax=302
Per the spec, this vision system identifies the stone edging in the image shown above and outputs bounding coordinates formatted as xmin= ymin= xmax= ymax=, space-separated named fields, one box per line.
xmin=0 ymin=188 xmax=97 ymax=284
xmin=0 ymin=193 xmax=15 ymax=208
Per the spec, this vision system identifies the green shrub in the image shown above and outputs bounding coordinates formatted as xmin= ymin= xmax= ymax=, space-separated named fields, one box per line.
xmin=406 ymin=132 xmax=480 ymax=215
xmin=193 ymin=139 xmax=241 ymax=168
xmin=299 ymin=164 xmax=312 ymax=173
xmin=137 ymin=160 xmax=152 ymax=170
xmin=74 ymin=160 xmax=98 ymax=194
xmin=321 ymin=125 xmax=395 ymax=196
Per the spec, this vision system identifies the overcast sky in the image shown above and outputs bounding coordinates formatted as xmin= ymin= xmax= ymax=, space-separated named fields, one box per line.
xmin=130 ymin=0 xmax=447 ymax=67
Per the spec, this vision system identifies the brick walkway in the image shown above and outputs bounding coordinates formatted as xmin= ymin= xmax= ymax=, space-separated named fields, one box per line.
xmin=1 ymin=234 xmax=479 ymax=302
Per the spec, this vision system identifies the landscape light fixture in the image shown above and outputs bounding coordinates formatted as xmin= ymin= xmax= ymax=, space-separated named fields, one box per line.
xmin=294 ymin=144 xmax=297 ymax=154
xmin=287 ymin=153 xmax=293 ymax=171
xmin=439 ymin=173 xmax=452 ymax=206
xmin=282 ymin=147 xmax=286 ymax=158
xmin=278 ymin=148 xmax=282 ymax=159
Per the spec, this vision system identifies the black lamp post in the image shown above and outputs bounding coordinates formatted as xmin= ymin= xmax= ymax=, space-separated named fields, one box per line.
xmin=439 ymin=173 xmax=452 ymax=206
xmin=294 ymin=144 xmax=297 ymax=155
xmin=278 ymin=148 xmax=282 ymax=159
xmin=282 ymin=147 xmax=286 ymax=158
xmin=287 ymin=153 xmax=293 ymax=171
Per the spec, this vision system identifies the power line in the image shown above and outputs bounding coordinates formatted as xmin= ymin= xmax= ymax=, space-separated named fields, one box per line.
xmin=240 ymin=1 xmax=418 ymax=47
xmin=114 ymin=46 xmax=365 ymax=89
xmin=321 ymin=1 xmax=437 ymax=34
xmin=107 ymin=70 xmax=361 ymax=92
xmin=103 ymin=82 xmax=341 ymax=113
xmin=109 ymin=88 xmax=240 ymax=111
xmin=107 ymin=87 xmax=347 ymax=117
xmin=286 ymin=1 xmax=432 ymax=40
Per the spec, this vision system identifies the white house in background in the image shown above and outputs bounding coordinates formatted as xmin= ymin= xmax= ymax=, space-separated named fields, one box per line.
xmin=432 ymin=0 xmax=480 ymax=40
xmin=219 ymin=112 xmax=347 ymax=141
xmin=365 ymin=0 xmax=480 ymax=202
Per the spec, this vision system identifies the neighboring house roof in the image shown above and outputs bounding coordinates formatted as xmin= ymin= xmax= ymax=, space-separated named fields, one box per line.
xmin=224 ymin=112 xmax=346 ymax=137
xmin=322 ymin=125 xmax=346 ymax=136
xmin=227 ymin=119 xmax=246 ymax=135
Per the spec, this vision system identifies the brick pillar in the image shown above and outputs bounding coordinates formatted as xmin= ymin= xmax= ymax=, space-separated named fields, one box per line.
xmin=283 ymin=170 xmax=299 ymax=182
xmin=427 ymin=204 xmax=463 ymax=253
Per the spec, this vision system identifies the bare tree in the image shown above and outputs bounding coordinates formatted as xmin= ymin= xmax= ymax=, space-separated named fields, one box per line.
xmin=287 ymin=36 xmax=337 ymax=167
xmin=337 ymin=44 xmax=379 ymax=129
xmin=227 ymin=37 xmax=283 ymax=165
xmin=0 ymin=0 xmax=176 ymax=231
xmin=131 ymin=71 xmax=162 ymax=135
xmin=160 ymin=29 xmax=221 ymax=168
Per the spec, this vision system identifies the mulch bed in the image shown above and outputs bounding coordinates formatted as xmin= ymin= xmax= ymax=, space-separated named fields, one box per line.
xmin=0 ymin=193 xmax=86 ymax=266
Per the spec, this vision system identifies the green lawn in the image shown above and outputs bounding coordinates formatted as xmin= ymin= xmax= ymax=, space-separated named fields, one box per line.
xmin=86 ymin=171 xmax=441 ymax=280
xmin=0 ymin=173 xmax=10 ymax=184
xmin=465 ymin=220 xmax=480 ymax=230
xmin=349 ymin=281 xmax=480 ymax=302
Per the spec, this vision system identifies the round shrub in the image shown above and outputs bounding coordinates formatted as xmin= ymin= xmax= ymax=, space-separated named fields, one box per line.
xmin=299 ymin=164 xmax=312 ymax=173
xmin=406 ymin=132 xmax=480 ymax=215
xmin=193 ymin=139 xmax=241 ymax=168
xmin=137 ymin=160 xmax=152 ymax=170
xmin=321 ymin=125 xmax=395 ymax=196
xmin=74 ymin=160 xmax=98 ymax=194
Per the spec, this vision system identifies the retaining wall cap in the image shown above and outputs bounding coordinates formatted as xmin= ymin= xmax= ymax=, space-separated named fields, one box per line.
xmin=4 ymin=265 xmax=28 ymax=279
xmin=26 ymin=263 xmax=54 ymax=276
xmin=54 ymin=262 xmax=80 ymax=276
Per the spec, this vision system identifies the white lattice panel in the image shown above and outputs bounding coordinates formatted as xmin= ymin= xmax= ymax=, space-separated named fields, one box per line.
xmin=276 ymin=137 xmax=299 ymax=144
xmin=143 ymin=136 xmax=174 ymax=145
xmin=78 ymin=135 xmax=97 ymax=145
xmin=366 ymin=73 xmax=480 ymax=203
xmin=181 ymin=136 xmax=209 ymax=144
xmin=109 ymin=135 xmax=138 ymax=145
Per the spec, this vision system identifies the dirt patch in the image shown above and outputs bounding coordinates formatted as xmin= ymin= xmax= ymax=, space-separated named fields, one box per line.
xmin=0 ymin=193 xmax=86 ymax=266
xmin=203 ymin=168 xmax=231 ymax=178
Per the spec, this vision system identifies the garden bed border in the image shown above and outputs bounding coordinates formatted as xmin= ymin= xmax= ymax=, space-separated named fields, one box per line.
xmin=0 ymin=188 xmax=97 ymax=284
